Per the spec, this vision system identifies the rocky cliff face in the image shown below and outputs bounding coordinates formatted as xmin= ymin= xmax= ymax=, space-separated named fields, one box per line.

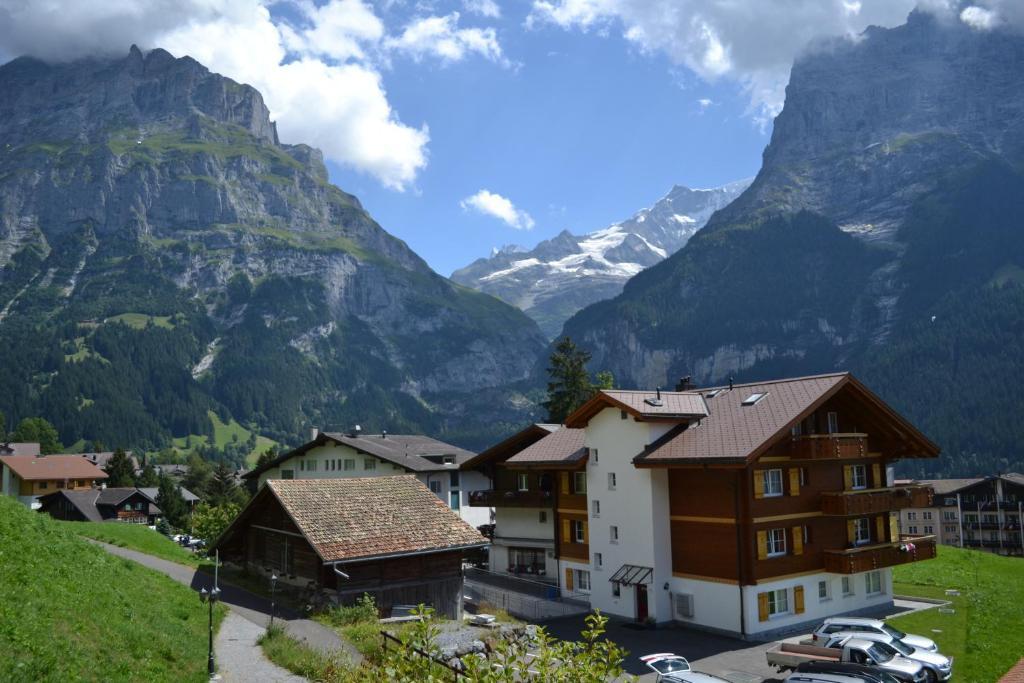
xmin=562 ymin=10 xmax=1024 ymax=476
xmin=0 ymin=46 xmax=547 ymax=452
xmin=451 ymin=180 xmax=749 ymax=338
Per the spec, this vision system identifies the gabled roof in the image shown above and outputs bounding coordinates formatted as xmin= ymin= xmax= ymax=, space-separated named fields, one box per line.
xmin=0 ymin=455 xmax=109 ymax=481
xmin=565 ymin=389 xmax=708 ymax=428
xmin=0 ymin=442 xmax=40 ymax=457
xmin=97 ymin=487 xmax=143 ymax=506
xmin=917 ymin=478 xmax=985 ymax=495
xmin=217 ymin=476 xmax=487 ymax=563
xmin=505 ymin=427 xmax=587 ymax=469
xmin=38 ymin=490 xmax=105 ymax=522
xmin=634 ymin=372 xmax=939 ymax=466
xmin=137 ymin=486 xmax=199 ymax=504
xmin=77 ymin=451 xmax=139 ymax=471
xmin=460 ymin=423 xmax=559 ymax=470
xmin=244 ymin=432 xmax=475 ymax=480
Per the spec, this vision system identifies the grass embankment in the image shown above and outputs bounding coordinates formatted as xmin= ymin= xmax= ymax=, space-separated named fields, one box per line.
xmin=259 ymin=626 xmax=354 ymax=682
xmin=59 ymin=521 xmax=202 ymax=567
xmin=891 ymin=545 xmax=1024 ymax=682
xmin=0 ymin=497 xmax=224 ymax=682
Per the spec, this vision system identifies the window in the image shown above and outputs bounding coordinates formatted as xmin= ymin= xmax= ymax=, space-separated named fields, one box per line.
xmin=842 ymin=576 xmax=854 ymax=596
xmin=449 ymin=491 xmax=460 ymax=510
xmin=443 ymin=455 xmax=456 ymax=465
xmin=854 ymin=518 xmax=871 ymax=545
xmin=39 ymin=481 xmax=48 ymax=490
xmin=907 ymin=511 xmax=917 ymax=521
xmin=610 ymin=525 xmax=619 ymax=543
xmin=945 ymin=525 xmax=956 ymax=534
xmin=124 ymin=503 xmax=132 ymax=511
xmin=923 ymin=511 xmax=933 ymax=520
xmin=924 ymin=525 xmax=933 ymax=534
xmin=766 ymin=589 xmax=789 ymax=617
xmin=827 ymin=411 xmax=839 ymax=434
xmin=281 ymin=469 xmax=294 ymax=480
xmin=594 ymin=552 xmax=603 ymax=569
xmin=591 ymin=500 xmax=600 ymax=517
xmin=742 ymin=392 xmax=768 ymax=406
xmin=620 ymin=409 xmax=628 ymax=419
xmin=307 ymin=460 xmax=317 ymax=472
xmin=943 ymin=511 xmax=957 ymax=521
xmin=767 ymin=528 xmax=787 ymax=557
xmin=364 ymin=459 xmax=376 ymax=471
xmin=591 ymin=448 xmax=599 ymax=463
xmin=539 ymin=511 xmax=547 ymax=523
xmin=299 ymin=460 xmax=305 ymax=472
xmin=791 ymin=422 xmax=803 ymax=437
xmin=573 ymin=471 xmax=587 ymax=494
xmin=575 ymin=569 xmax=591 ymax=593
xmin=763 ymin=469 xmax=784 ymax=497
xmin=517 ymin=473 xmax=529 ymax=491
xmin=866 ymin=570 xmax=883 ymax=595
xmin=571 ymin=520 xmax=586 ymax=543
xmin=908 ymin=525 xmax=919 ymax=534
xmin=429 ymin=480 xmax=442 ymax=495
xmin=608 ymin=473 xmax=617 ymax=490
xmin=612 ymin=583 xmax=620 ymax=598
xmin=818 ymin=580 xmax=831 ymax=602
xmin=799 ymin=467 xmax=808 ymax=486
xmin=851 ymin=464 xmax=867 ymax=490
xmin=449 ymin=471 xmax=460 ymax=487
xmin=509 ymin=548 xmax=544 ymax=573
xmin=344 ymin=459 xmax=355 ymax=471
xmin=803 ymin=525 xmax=812 ymax=546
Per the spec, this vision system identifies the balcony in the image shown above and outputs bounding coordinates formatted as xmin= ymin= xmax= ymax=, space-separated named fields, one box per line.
xmin=789 ymin=434 xmax=867 ymax=460
xmin=821 ymin=485 xmax=934 ymax=516
xmin=469 ymin=489 xmax=553 ymax=508
xmin=824 ymin=535 xmax=936 ymax=574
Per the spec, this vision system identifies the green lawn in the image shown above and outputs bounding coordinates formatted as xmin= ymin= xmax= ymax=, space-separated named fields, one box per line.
xmin=0 ymin=496 xmax=224 ymax=682
xmin=105 ymin=312 xmax=177 ymax=329
xmin=891 ymin=545 xmax=1024 ymax=682
xmin=58 ymin=521 xmax=202 ymax=568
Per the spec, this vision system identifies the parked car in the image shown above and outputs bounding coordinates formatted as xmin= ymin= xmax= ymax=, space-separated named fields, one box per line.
xmin=766 ymin=638 xmax=927 ymax=682
xmin=821 ymin=633 xmax=952 ymax=682
xmin=796 ymin=660 xmax=905 ymax=683
xmin=639 ymin=653 xmax=730 ymax=682
xmin=787 ymin=674 xmax=882 ymax=683
xmin=812 ymin=617 xmax=938 ymax=652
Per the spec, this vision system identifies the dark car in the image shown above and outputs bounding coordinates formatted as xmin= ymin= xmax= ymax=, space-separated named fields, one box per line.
xmin=796 ymin=660 xmax=903 ymax=683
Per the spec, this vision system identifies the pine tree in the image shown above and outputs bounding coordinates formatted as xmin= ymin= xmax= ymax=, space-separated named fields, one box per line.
xmin=543 ymin=337 xmax=597 ymax=423
xmin=182 ymin=451 xmax=213 ymax=499
xmin=156 ymin=474 xmax=189 ymax=530
xmin=206 ymin=461 xmax=238 ymax=507
xmin=104 ymin=448 xmax=136 ymax=488
xmin=136 ymin=462 xmax=159 ymax=487
xmin=254 ymin=447 xmax=277 ymax=470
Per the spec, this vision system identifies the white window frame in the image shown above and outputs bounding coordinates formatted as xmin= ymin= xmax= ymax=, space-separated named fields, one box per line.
xmin=923 ymin=511 xmax=933 ymax=520
xmin=572 ymin=520 xmax=585 ymax=544
xmin=907 ymin=511 xmax=917 ymax=520
xmin=854 ymin=517 xmax=871 ymax=545
xmin=575 ymin=569 xmax=591 ymax=593
xmin=517 ymin=473 xmax=529 ymax=491
xmin=343 ymin=459 xmax=355 ymax=471
xmin=767 ymin=589 xmax=789 ymax=618
xmin=591 ymin=500 xmax=600 ymax=517
xmin=612 ymin=582 xmax=620 ymax=598
xmin=827 ymin=411 xmax=839 ymax=434
xmin=591 ymin=448 xmax=599 ymax=463
xmin=763 ymin=469 xmax=784 ymax=497
xmin=607 ymin=472 xmax=617 ymax=490
xmin=818 ymin=579 xmax=831 ymax=602
xmin=908 ymin=525 xmax=918 ymax=534
xmin=429 ymin=480 xmax=442 ymax=495
xmin=609 ymin=525 xmax=619 ymax=544
xmin=842 ymin=576 xmax=854 ymax=597
xmin=594 ymin=552 xmax=603 ymax=569
xmin=767 ymin=528 xmax=787 ymax=557
xmin=851 ymin=464 xmax=867 ymax=490
xmin=573 ymin=471 xmax=587 ymax=494
xmin=865 ymin=570 xmax=883 ymax=595
xmin=924 ymin=525 xmax=933 ymax=534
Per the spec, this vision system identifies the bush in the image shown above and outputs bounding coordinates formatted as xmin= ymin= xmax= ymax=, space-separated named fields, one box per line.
xmin=323 ymin=593 xmax=378 ymax=627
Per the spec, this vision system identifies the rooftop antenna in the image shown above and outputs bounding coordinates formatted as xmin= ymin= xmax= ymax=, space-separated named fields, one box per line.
xmin=729 ymin=376 xmax=734 ymax=390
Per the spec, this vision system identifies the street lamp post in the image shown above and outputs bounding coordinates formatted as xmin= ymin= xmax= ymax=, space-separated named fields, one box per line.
xmin=270 ymin=574 xmax=278 ymax=629
xmin=199 ymin=585 xmax=221 ymax=678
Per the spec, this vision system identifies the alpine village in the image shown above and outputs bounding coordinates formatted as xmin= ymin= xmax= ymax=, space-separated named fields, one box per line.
xmin=1 ymin=3 xmax=1023 ymax=683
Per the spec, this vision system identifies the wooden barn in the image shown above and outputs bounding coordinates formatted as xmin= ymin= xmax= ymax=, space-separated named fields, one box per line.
xmin=212 ymin=476 xmax=488 ymax=618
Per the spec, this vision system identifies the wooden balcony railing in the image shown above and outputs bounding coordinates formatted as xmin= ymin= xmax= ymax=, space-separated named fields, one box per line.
xmin=821 ymin=485 xmax=934 ymax=516
xmin=789 ymin=434 xmax=867 ymax=460
xmin=468 ymin=489 xmax=554 ymax=508
xmin=823 ymin=535 xmax=936 ymax=574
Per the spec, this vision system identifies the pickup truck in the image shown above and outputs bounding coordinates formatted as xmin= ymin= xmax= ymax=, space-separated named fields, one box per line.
xmin=765 ymin=638 xmax=927 ymax=682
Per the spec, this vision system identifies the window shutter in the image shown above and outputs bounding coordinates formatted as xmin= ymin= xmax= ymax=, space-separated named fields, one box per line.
xmin=876 ymin=515 xmax=886 ymax=543
xmin=843 ymin=465 xmax=853 ymax=491
xmin=560 ymin=472 xmax=570 ymax=495
xmin=794 ymin=586 xmax=805 ymax=614
xmin=788 ymin=468 xmax=801 ymax=496
xmin=847 ymin=519 xmax=856 ymax=545
xmin=889 ymin=513 xmax=900 ymax=541
xmin=756 ymin=530 xmax=768 ymax=560
xmin=562 ymin=519 xmax=571 ymax=543
xmin=872 ymin=463 xmax=883 ymax=488
xmin=753 ymin=471 xmax=765 ymax=499
xmin=565 ymin=568 xmax=573 ymax=592
xmin=792 ymin=526 xmax=803 ymax=555
xmin=757 ymin=592 xmax=769 ymax=622
xmin=582 ymin=521 xmax=589 ymax=544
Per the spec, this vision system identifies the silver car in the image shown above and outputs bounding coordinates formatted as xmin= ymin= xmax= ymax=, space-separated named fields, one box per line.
xmin=825 ymin=632 xmax=952 ymax=682
xmin=640 ymin=653 xmax=730 ymax=683
xmin=813 ymin=617 xmax=938 ymax=652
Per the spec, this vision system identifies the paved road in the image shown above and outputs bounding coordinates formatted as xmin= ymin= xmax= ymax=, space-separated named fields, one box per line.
xmin=216 ymin=612 xmax=307 ymax=683
xmin=92 ymin=541 xmax=362 ymax=675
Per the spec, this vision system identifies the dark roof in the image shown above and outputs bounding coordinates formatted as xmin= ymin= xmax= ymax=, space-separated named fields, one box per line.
xmin=97 ymin=487 xmax=141 ymax=506
xmin=0 ymin=442 xmax=41 ymax=456
xmin=76 ymin=451 xmax=139 ymax=471
xmin=634 ymin=373 xmax=939 ymax=466
xmin=39 ymin=490 xmax=105 ymax=522
xmin=505 ymin=428 xmax=587 ymax=468
xmin=460 ymin=424 xmax=559 ymax=470
xmin=566 ymin=389 xmax=708 ymax=428
xmin=0 ymin=455 xmax=109 ymax=481
xmin=244 ymin=432 xmax=476 ymax=480
xmin=218 ymin=476 xmax=487 ymax=563
xmin=138 ymin=486 xmax=199 ymax=503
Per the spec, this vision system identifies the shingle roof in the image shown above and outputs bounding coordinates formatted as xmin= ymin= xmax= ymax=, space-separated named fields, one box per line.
xmin=97 ymin=487 xmax=140 ymax=506
xmin=1 ymin=455 xmax=109 ymax=481
xmin=77 ymin=451 xmax=139 ymax=471
xmin=566 ymin=389 xmax=708 ymax=428
xmin=263 ymin=477 xmax=487 ymax=563
xmin=40 ymin=489 xmax=105 ymax=522
xmin=460 ymin=424 xmax=559 ymax=470
xmin=505 ymin=428 xmax=587 ymax=467
xmin=138 ymin=486 xmax=199 ymax=503
xmin=0 ymin=442 xmax=40 ymax=456
xmin=917 ymin=478 xmax=985 ymax=495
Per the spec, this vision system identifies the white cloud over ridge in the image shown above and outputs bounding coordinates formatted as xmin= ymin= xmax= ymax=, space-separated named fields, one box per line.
xmin=464 ymin=0 xmax=502 ymax=19
xmin=387 ymin=12 xmax=507 ymax=66
xmin=0 ymin=0 xmax=505 ymax=191
xmin=461 ymin=190 xmax=535 ymax=230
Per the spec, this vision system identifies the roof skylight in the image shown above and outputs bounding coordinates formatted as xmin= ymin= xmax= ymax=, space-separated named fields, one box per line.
xmin=741 ymin=392 xmax=768 ymax=406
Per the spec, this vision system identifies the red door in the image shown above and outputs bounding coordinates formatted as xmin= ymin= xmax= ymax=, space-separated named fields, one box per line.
xmin=636 ymin=584 xmax=649 ymax=622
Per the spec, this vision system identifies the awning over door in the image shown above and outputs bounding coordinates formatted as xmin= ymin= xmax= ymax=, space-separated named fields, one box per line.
xmin=609 ymin=564 xmax=653 ymax=586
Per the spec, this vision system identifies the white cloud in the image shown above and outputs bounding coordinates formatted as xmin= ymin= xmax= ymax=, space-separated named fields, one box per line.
xmin=387 ymin=12 xmax=507 ymax=66
xmin=960 ymin=5 xmax=999 ymax=30
xmin=461 ymin=190 xmax=535 ymax=230
xmin=697 ymin=97 xmax=713 ymax=110
xmin=464 ymin=0 xmax=502 ymax=19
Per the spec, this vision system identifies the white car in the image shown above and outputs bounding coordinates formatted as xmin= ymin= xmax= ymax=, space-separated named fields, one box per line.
xmin=640 ymin=653 xmax=730 ymax=683
xmin=812 ymin=617 xmax=938 ymax=652
xmin=823 ymin=632 xmax=952 ymax=682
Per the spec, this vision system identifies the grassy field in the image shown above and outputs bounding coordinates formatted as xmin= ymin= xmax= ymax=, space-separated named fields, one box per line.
xmin=105 ymin=312 xmax=177 ymax=329
xmin=0 ymin=496 xmax=224 ymax=682
xmin=170 ymin=410 xmax=277 ymax=466
xmin=59 ymin=521 xmax=202 ymax=568
xmin=891 ymin=545 xmax=1024 ymax=682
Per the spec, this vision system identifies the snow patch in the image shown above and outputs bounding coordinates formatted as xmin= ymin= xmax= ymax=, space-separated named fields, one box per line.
xmin=480 ymin=258 xmax=543 ymax=282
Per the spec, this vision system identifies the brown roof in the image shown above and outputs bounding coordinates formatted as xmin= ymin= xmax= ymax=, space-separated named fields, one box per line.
xmin=1 ymin=455 xmax=109 ymax=481
xmin=635 ymin=372 xmax=939 ymax=466
xmin=0 ymin=443 xmax=41 ymax=456
xmin=262 ymin=477 xmax=487 ymax=563
xmin=461 ymin=424 xmax=559 ymax=470
xmin=565 ymin=389 xmax=708 ymax=428
xmin=505 ymin=428 xmax=587 ymax=468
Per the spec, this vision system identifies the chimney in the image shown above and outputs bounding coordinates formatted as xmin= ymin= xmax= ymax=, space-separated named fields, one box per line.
xmin=675 ymin=376 xmax=694 ymax=392
xmin=381 ymin=430 xmax=387 ymax=439
xmin=729 ymin=376 xmax=734 ymax=390
xmin=656 ymin=387 xmax=662 ymax=400
xmin=349 ymin=424 xmax=362 ymax=438
xmin=310 ymin=427 xmax=319 ymax=441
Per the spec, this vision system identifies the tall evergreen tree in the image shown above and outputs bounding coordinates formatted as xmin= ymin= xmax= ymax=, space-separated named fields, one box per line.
xmin=11 ymin=417 xmax=63 ymax=454
xmin=254 ymin=447 xmax=277 ymax=470
xmin=156 ymin=474 xmax=189 ymax=530
xmin=182 ymin=451 xmax=213 ymax=499
xmin=136 ymin=461 xmax=159 ymax=487
xmin=206 ymin=461 xmax=238 ymax=507
xmin=543 ymin=337 xmax=598 ymax=423
xmin=104 ymin=448 xmax=136 ymax=487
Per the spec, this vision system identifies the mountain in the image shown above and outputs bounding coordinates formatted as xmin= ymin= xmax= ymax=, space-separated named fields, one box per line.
xmin=562 ymin=9 xmax=1024 ymax=477
xmin=0 ymin=46 xmax=547 ymax=456
xmin=451 ymin=181 xmax=750 ymax=338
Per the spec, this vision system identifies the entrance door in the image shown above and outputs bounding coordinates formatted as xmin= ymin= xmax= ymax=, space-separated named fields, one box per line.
xmin=636 ymin=584 xmax=649 ymax=622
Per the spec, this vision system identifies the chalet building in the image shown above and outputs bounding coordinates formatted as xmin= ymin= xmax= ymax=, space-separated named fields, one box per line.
xmin=0 ymin=442 xmax=41 ymax=457
xmin=898 ymin=474 xmax=1024 ymax=556
xmin=212 ymin=476 xmax=488 ymax=618
xmin=244 ymin=429 xmax=491 ymax=528
xmin=38 ymin=485 xmax=200 ymax=525
xmin=466 ymin=372 xmax=940 ymax=638
xmin=0 ymin=455 xmax=108 ymax=509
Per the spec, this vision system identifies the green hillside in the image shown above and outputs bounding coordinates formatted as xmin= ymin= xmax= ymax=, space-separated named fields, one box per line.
xmin=0 ymin=496 xmax=223 ymax=682
xmin=892 ymin=545 xmax=1024 ymax=682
